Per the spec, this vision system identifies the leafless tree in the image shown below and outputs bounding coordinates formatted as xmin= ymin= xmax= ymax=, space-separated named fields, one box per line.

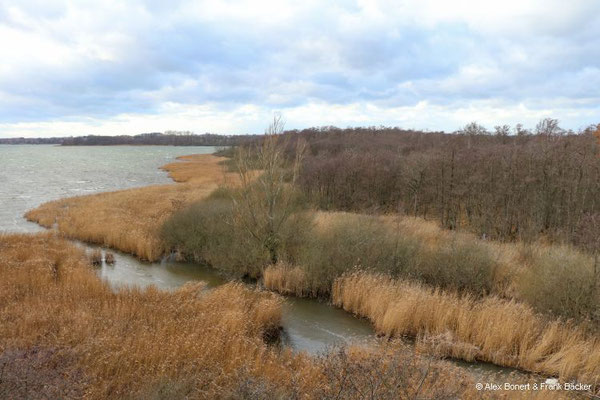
xmin=232 ymin=114 xmax=306 ymax=264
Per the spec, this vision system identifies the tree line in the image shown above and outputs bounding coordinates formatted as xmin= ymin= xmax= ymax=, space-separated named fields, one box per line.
xmin=0 ymin=131 xmax=256 ymax=146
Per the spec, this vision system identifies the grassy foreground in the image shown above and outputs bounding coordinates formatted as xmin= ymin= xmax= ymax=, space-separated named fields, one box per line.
xmin=25 ymin=154 xmax=237 ymax=261
xmin=0 ymin=233 xmax=503 ymax=399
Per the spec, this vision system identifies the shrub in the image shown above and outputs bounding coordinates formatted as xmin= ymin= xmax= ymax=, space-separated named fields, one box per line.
xmin=161 ymin=195 xmax=269 ymax=278
xmin=296 ymin=213 xmax=421 ymax=296
xmin=161 ymin=189 xmax=313 ymax=279
xmin=517 ymin=244 xmax=600 ymax=321
xmin=414 ymin=238 xmax=497 ymax=295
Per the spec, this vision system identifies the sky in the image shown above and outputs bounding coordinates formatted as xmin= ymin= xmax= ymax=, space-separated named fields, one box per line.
xmin=0 ymin=0 xmax=599 ymax=137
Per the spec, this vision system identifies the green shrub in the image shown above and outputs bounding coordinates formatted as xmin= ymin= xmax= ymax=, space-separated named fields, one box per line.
xmin=517 ymin=245 xmax=599 ymax=321
xmin=161 ymin=196 xmax=270 ymax=278
xmin=161 ymin=188 xmax=313 ymax=279
xmin=297 ymin=214 xmax=421 ymax=295
xmin=413 ymin=239 xmax=497 ymax=295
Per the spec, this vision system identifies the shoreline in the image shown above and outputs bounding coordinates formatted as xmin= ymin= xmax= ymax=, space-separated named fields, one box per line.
xmin=24 ymin=153 xmax=234 ymax=261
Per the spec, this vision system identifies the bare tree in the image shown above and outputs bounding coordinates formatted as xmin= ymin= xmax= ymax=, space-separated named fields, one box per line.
xmin=232 ymin=114 xmax=306 ymax=264
xmin=494 ymin=125 xmax=510 ymax=137
xmin=535 ymin=118 xmax=563 ymax=136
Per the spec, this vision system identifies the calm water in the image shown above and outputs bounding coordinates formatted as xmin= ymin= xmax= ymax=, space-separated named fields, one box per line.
xmin=0 ymin=144 xmax=374 ymax=354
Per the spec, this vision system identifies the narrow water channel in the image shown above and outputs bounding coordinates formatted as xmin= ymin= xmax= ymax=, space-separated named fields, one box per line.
xmin=90 ymin=245 xmax=375 ymax=355
xmin=86 ymin=245 xmax=533 ymax=382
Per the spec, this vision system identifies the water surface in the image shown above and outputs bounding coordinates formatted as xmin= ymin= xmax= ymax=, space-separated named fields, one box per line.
xmin=0 ymin=145 xmax=216 ymax=232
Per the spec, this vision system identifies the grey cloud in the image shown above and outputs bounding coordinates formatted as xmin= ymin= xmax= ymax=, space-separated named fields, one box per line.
xmin=0 ymin=0 xmax=599 ymax=128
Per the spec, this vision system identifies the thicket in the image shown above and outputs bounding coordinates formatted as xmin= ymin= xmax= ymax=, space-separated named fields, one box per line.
xmin=163 ymin=198 xmax=600 ymax=323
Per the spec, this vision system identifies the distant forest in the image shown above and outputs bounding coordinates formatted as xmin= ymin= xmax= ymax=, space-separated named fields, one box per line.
xmin=265 ymin=120 xmax=600 ymax=247
xmin=0 ymin=131 xmax=256 ymax=146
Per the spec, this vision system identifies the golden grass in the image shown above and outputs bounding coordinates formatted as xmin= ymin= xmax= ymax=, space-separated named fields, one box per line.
xmin=332 ymin=271 xmax=600 ymax=387
xmin=25 ymin=154 xmax=237 ymax=261
xmin=0 ymin=233 xmax=300 ymax=398
xmin=160 ymin=153 xmax=233 ymax=184
xmin=0 ymin=233 xmax=497 ymax=399
xmin=264 ymin=263 xmax=312 ymax=297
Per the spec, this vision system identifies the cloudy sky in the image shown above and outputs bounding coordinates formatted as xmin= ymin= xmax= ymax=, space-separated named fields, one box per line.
xmin=0 ymin=0 xmax=599 ymax=137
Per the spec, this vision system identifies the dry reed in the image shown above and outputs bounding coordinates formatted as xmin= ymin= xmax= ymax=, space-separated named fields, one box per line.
xmin=89 ymin=248 xmax=102 ymax=265
xmin=0 ymin=233 xmax=500 ymax=399
xmin=104 ymin=251 xmax=115 ymax=264
xmin=332 ymin=271 xmax=600 ymax=388
xmin=264 ymin=263 xmax=313 ymax=297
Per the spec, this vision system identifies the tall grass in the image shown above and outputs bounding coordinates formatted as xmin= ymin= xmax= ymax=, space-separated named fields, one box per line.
xmin=332 ymin=271 xmax=600 ymax=386
xmin=0 ymin=233 xmax=496 ymax=399
xmin=264 ymin=263 xmax=312 ymax=297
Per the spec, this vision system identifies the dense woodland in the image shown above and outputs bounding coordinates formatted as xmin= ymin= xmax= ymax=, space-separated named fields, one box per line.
xmin=274 ymin=120 xmax=600 ymax=247
xmin=61 ymin=132 xmax=255 ymax=146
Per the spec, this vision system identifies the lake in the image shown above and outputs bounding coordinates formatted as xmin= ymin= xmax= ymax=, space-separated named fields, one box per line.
xmin=0 ymin=145 xmax=217 ymax=233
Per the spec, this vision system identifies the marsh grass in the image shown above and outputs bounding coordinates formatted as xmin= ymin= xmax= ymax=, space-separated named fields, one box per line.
xmin=89 ymin=249 xmax=102 ymax=265
xmin=0 ymin=233 xmax=497 ymax=399
xmin=104 ymin=251 xmax=115 ymax=264
xmin=332 ymin=271 xmax=600 ymax=386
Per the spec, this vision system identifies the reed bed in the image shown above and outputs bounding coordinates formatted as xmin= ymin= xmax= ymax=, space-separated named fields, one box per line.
xmin=332 ymin=271 xmax=600 ymax=387
xmin=0 ymin=233 xmax=501 ymax=399
xmin=25 ymin=155 xmax=237 ymax=261
xmin=264 ymin=263 xmax=313 ymax=297
xmin=311 ymin=211 xmax=599 ymax=321
xmin=160 ymin=154 xmax=234 ymax=184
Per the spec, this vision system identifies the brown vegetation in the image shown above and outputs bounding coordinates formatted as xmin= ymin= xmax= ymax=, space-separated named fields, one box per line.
xmin=89 ymin=248 xmax=103 ymax=265
xmin=284 ymin=122 xmax=600 ymax=245
xmin=0 ymin=233 xmax=498 ymax=399
xmin=264 ymin=263 xmax=311 ymax=297
xmin=332 ymin=271 xmax=600 ymax=387
xmin=259 ymin=210 xmax=600 ymax=325
xmin=104 ymin=251 xmax=115 ymax=264
xmin=25 ymin=154 xmax=237 ymax=261
xmin=160 ymin=153 xmax=233 ymax=183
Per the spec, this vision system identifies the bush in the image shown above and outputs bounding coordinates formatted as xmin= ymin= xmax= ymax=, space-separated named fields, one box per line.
xmin=517 ymin=245 xmax=600 ymax=321
xmin=296 ymin=214 xmax=421 ymax=295
xmin=161 ymin=194 xmax=270 ymax=278
xmin=414 ymin=239 xmax=497 ymax=295
xmin=161 ymin=188 xmax=313 ymax=279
